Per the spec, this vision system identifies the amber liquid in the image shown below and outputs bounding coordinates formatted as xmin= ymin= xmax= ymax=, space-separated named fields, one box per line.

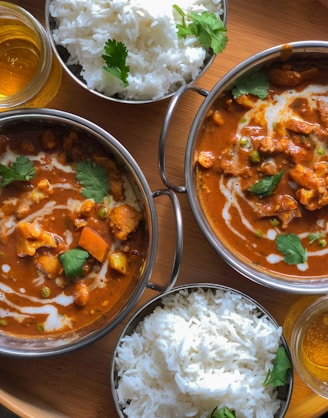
xmin=301 ymin=311 xmax=328 ymax=381
xmin=0 ymin=17 xmax=41 ymax=97
xmin=283 ymin=296 xmax=328 ymax=382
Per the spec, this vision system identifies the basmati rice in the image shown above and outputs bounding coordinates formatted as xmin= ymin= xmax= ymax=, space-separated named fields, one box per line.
xmin=49 ymin=0 xmax=224 ymax=100
xmin=114 ymin=288 xmax=284 ymax=418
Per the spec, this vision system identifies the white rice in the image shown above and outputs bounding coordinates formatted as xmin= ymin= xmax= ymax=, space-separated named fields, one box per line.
xmin=49 ymin=0 xmax=224 ymax=100
xmin=114 ymin=288 xmax=284 ymax=418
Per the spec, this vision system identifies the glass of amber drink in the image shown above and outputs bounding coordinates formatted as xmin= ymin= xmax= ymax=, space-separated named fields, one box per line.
xmin=287 ymin=295 xmax=328 ymax=398
xmin=0 ymin=1 xmax=61 ymax=111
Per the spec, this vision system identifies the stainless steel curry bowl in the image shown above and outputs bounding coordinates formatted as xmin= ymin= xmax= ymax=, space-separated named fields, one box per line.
xmin=160 ymin=40 xmax=328 ymax=294
xmin=45 ymin=0 xmax=228 ymax=105
xmin=0 ymin=108 xmax=182 ymax=357
xmin=111 ymin=283 xmax=293 ymax=418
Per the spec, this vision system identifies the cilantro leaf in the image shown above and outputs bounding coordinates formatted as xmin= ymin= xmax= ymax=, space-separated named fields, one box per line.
xmin=102 ymin=39 xmax=129 ymax=87
xmin=232 ymin=71 xmax=270 ymax=99
xmin=173 ymin=5 xmax=227 ymax=54
xmin=0 ymin=155 xmax=35 ymax=187
xmin=59 ymin=248 xmax=89 ymax=278
xmin=208 ymin=406 xmax=236 ymax=418
xmin=76 ymin=160 xmax=110 ymax=203
xmin=248 ymin=171 xmax=283 ymax=198
xmin=276 ymin=233 xmax=307 ymax=265
xmin=263 ymin=346 xmax=292 ymax=387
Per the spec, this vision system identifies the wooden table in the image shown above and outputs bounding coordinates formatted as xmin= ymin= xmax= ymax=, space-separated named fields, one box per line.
xmin=1 ymin=0 xmax=328 ymax=416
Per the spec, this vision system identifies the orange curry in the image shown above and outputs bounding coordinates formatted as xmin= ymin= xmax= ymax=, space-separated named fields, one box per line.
xmin=0 ymin=125 xmax=145 ymax=337
xmin=196 ymin=58 xmax=328 ymax=278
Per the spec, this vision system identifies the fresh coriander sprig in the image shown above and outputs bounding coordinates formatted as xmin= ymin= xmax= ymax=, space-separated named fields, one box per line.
xmin=276 ymin=233 xmax=307 ymax=265
xmin=102 ymin=39 xmax=129 ymax=87
xmin=76 ymin=160 xmax=110 ymax=203
xmin=173 ymin=5 xmax=227 ymax=54
xmin=59 ymin=248 xmax=89 ymax=279
xmin=232 ymin=71 xmax=270 ymax=100
xmin=0 ymin=155 xmax=35 ymax=187
xmin=263 ymin=346 xmax=292 ymax=387
xmin=248 ymin=171 xmax=283 ymax=198
xmin=207 ymin=406 xmax=236 ymax=418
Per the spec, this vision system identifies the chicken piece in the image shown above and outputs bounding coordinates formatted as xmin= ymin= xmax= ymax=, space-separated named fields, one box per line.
xmin=109 ymin=204 xmax=142 ymax=241
xmin=198 ymin=150 xmax=216 ymax=168
xmin=268 ymin=65 xmax=319 ymax=86
xmin=255 ymin=194 xmax=301 ymax=229
xmin=211 ymin=110 xmax=225 ymax=126
xmin=20 ymin=140 xmax=35 ymax=155
xmin=289 ymin=162 xmax=328 ymax=210
xmin=73 ymin=282 xmax=89 ymax=307
xmin=16 ymin=179 xmax=54 ymax=219
xmin=15 ymin=221 xmax=59 ymax=257
xmin=236 ymin=94 xmax=256 ymax=109
xmin=259 ymin=136 xmax=308 ymax=164
xmin=35 ymin=254 xmax=62 ymax=279
xmin=285 ymin=119 xmax=320 ymax=135
xmin=40 ymin=129 xmax=58 ymax=151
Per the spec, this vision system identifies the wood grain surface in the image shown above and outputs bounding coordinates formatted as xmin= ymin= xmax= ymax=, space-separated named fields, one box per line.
xmin=1 ymin=0 xmax=328 ymax=417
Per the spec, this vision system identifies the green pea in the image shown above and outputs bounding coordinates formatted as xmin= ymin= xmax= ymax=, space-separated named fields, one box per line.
xmin=318 ymin=238 xmax=327 ymax=248
xmin=249 ymin=150 xmax=261 ymax=164
xmin=98 ymin=207 xmax=107 ymax=219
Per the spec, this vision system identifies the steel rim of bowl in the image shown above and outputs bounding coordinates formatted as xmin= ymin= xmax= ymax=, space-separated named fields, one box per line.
xmin=0 ymin=108 xmax=158 ymax=357
xmin=44 ymin=0 xmax=228 ymax=105
xmin=185 ymin=40 xmax=328 ymax=294
xmin=110 ymin=282 xmax=293 ymax=418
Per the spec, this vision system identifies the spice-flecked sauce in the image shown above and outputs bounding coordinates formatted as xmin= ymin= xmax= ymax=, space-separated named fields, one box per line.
xmin=196 ymin=58 xmax=328 ymax=278
xmin=0 ymin=124 xmax=146 ymax=337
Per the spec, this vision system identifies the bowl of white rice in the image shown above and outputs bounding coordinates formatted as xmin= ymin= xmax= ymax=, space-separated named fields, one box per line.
xmin=45 ymin=0 xmax=227 ymax=104
xmin=111 ymin=283 xmax=293 ymax=418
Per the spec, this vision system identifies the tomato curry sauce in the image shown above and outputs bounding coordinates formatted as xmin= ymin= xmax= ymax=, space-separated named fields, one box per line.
xmin=0 ymin=124 xmax=145 ymax=337
xmin=196 ymin=58 xmax=328 ymax=279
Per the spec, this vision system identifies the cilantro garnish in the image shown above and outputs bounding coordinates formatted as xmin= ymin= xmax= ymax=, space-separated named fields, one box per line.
xmin=208 ymin=406 xmax=236 ymax=418
xmin=276 ymin=233 xmax=307 ymax=265
xmin=173 ymin=5 xmax=227 ymax=54
xmin=232 ymin=71 xmax=270 ymax=100
xmin=76 ymin=160 xmax=110 ymax=203
xmin=0 ymin=155 xmax=35 ymax=187
xmin=102 ymin=39 xmax=129 ymax=87
xmin=263 ymin=346 xmax=292 ymax=387
xmin=248 ymin=171 xmax=283 ymax=198
xmin=59 ymin=248 xmax=89 ymax=278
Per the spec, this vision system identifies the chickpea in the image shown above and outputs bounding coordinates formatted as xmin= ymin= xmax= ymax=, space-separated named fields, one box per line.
xmin=73 ymin=282 xmax=89 ymax=307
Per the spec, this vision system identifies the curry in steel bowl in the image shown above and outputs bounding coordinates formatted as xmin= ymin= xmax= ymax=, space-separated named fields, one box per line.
xmin=192 ymin=44 xmax=328 ymax=285
xmin=0 ymin=111 xmax=147 ymax=341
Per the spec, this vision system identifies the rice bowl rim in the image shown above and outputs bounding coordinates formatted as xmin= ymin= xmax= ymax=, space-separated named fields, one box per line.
xmin=44 ymin=0 xmax=228 ymax=105
xmin=110 ymin=282 xmax=294 ymax=418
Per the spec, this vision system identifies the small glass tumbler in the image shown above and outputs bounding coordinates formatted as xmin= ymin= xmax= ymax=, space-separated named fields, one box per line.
xmin=0 ymin=1 xmax=62 ymax=111
xmin=285 ymin=295 xmax=328 ymax=398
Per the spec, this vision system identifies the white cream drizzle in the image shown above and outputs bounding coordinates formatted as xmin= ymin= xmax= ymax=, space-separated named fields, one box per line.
xmin=0 ymin=144 xmax=142 ymax=334
xmin=219 ymin=84 xmax=328 ymax=272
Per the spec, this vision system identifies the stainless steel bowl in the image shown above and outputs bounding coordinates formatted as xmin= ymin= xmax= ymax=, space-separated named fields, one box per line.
xmin=159 ymin=40 xmax=328 ymax=294
xmin=45 ymin=0 xmax=227 ymax=104
xmin=111 ymin=283 xmax=293 ymax=418
xmin=0 ymin=108 xmax=183 ymax=357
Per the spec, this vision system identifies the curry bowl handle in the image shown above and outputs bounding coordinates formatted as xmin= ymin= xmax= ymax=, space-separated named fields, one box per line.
xmin=159 ymin=84 xmax=209 ymax=193
xmin=147 ymin=188 xmax=183 ymax=293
